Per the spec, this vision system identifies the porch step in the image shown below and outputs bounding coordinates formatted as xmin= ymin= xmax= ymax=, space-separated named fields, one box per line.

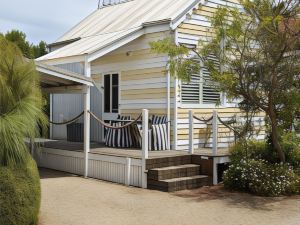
xmin=148 ymin=175 xmax=212 ymax=192
xmin=146 ymin=155 xmax=192 ymax=170
xmin=148 ymin=164 xmax=201 ymax=180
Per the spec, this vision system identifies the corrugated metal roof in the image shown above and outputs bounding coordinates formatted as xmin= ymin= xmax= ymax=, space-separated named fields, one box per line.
xmin=37 ymin=0 xmax=200 ymax=61
xmin=38 ymin=27 xmax=141 ymax=61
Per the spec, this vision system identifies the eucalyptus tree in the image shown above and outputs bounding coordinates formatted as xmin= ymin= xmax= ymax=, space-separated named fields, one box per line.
xmin=0 ymin=37 xmax=47 ymax=166
xmin=151 ymin=0 xmax=300 ymax=162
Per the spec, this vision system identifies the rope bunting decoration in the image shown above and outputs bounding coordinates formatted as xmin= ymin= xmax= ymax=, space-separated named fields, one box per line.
xmin=193 ymin=115 xmax=213 ymax=123
xmin=49 ymin=110 xmax=170 ymax=129
xmin=88 ymin=111 xmax=142 ymax=129
xmin=49 ymin=111 xmax=84 ymax=125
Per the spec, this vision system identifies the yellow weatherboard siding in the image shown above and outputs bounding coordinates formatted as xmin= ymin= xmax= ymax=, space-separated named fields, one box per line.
xmin=91 ymin=31 xmax=175 ymax=143
xmin=174 ymin=0 xmax=266 ymax=150
xmin=176 ymin=107 xmax=265 ymax=150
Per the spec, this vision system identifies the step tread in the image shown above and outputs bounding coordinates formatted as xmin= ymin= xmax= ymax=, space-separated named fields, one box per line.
xmin=161 ymin=175 xmax=208 ymax=183
xmin=150 ymin=164 xmax=200 ymax=171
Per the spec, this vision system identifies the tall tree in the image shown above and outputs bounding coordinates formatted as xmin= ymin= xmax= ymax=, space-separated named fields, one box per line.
xmin=0 ymin=37 xmax=47 ymax=166
xmin=3 ymin=30 xmax=48 ymax=59
xmin=151 ymin=0 xmax=300 ymax=162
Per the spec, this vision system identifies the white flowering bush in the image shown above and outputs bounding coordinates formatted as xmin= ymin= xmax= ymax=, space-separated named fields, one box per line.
xmin=223 ymin=158 xmax=300 ymax=196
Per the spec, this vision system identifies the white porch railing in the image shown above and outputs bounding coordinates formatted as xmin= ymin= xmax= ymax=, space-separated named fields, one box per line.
xmin=188 ymin=109 xmax=219 ymax=185
xmin=188 ymin=109 xmax=219 ymax=155
xmin=141 ymin=109 xmax=149 ymax=189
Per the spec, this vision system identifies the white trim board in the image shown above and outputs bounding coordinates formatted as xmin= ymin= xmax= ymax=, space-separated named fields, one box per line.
xmin=37 ymin=67 xmax=94 ymax=86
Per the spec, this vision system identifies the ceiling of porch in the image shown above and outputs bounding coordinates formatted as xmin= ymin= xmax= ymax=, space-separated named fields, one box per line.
xmin=36 ymin=62 xmax=94 ymax=93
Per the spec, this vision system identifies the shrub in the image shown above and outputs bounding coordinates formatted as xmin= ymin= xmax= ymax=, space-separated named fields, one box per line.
xmin=230 ymin=140 xmax=275 ymax=162
xmin=0 ymin=156 xmax=41 ymax=225
xmin=223 ymin=158 xmax=300 ymax=196
xmin=281 ymin=133 xmax=300 ymax=170
xmin=230 ymin=133 xmax=300 ymax=169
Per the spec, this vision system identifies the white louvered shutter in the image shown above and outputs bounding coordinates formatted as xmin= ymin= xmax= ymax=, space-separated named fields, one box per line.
xmin=181 ymin=56 xmax=220 ymax=104
xmin=202 ymin=55 xmax=220 ymax=103
xmin=181 ymin=71 xmax=201 ymax=103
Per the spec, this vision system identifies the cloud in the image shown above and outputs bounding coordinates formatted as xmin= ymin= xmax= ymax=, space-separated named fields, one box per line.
xmin=0 ymin=0 xmax=96 ymax=44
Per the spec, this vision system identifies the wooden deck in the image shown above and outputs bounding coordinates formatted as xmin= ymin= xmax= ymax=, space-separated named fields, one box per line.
xmin=34 ymin=139 xmax=230 ymax=188
xmin=39 ymin=140 xmax=230 ymax=159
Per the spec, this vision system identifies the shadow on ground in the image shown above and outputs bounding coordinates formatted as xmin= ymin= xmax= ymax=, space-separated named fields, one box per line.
xmin=39 ymin=168 xmax=78 ymax=179
xmin=173 ymin=185 xmax=300 ymax=211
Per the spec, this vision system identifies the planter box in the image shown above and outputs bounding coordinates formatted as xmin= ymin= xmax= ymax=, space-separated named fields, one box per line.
xmin=67 ymin=123 xmax=83 ymax=142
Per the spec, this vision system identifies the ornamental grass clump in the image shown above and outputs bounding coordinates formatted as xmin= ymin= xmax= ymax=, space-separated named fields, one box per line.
xmin=0 ymin=36 xmax=47 ymax=225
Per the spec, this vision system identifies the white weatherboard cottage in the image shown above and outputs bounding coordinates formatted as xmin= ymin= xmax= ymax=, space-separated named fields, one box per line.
xmin=35 ymin=0 xmax=265 ymax=191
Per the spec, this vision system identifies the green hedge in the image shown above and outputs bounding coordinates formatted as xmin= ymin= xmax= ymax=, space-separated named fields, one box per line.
xmin=0 ymin=157 xmax=41 ymax=225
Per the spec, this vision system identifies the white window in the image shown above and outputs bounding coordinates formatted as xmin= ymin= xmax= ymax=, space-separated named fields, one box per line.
xmin=104 ymin=73 xmax=119 ymax=113
xmin=181 ymin=57 xmax=221 ymax=105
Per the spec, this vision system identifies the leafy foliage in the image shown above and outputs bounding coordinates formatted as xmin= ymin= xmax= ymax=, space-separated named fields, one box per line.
xmin=223 ymin=158 xmax=300 ymax=196
xmin=150 ymin=38 xmax=200 ymax=82
xmin=231 ymin=134 xmax=300 ymax=169
xmin=1 ymin=30 xmax=48 ymax=59
xmin=225 ymin=136 xmax=300 ymax=196
xmin=0 ymin=37 xmax=47 ymax=166
xmin=0 ymin=156 xmax=41 ymax=225
xmin=151 ymin=0 xmax=300 ymax=162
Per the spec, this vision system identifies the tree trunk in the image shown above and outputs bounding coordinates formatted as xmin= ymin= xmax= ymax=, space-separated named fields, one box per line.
xmin=269 ymin=110 xmax=285 ymax=162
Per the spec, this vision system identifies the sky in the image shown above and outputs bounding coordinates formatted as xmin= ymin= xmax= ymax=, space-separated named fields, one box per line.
xmin=0 ymin=0 xmax=97 ymax=44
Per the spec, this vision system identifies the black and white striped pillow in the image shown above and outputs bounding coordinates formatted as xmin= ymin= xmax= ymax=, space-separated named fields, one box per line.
xmin=152 ymin=123 xmax=169 ymax=151
xmin=136 ymin=123 xmax=152 ymax=150
xmin=117 ymin=115 xmax=132 ymax=148
xmin=105 ymin=115 xmax=132 ymax=148
xmin=105 ymin=120 xmax=117 ymax=147
xmin=151 ymin=115 xmax=167 ymax=125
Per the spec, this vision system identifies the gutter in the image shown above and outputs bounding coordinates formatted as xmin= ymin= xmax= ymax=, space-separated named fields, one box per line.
xmin=48 ymin=37 xmax=81 ymax=49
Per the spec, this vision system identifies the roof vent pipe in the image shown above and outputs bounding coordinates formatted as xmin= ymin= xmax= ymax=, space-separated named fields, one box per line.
xmin=98 ymin=0 xmax=104 ymax=9
xmin=98 ymin=0 xmax=133 ymax=8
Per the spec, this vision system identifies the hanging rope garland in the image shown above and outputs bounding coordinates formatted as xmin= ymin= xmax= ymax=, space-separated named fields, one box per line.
xmin=193 ymin=115 xmax=213 ymax=123
xmin=88 ymin=111 xmax=142 ymax=129
xmin=49 ymin=111 xmax=84 ymax=125
xmin=49 ymin=110 xmax=170 ymax=129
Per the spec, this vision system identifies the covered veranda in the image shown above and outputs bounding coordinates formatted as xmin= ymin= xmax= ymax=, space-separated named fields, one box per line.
xmin=36 ymin=61 xmax=95 ymax=177
xmin=35 ymin=61 xmax=151 ymax=188
xmin=34 ymin=61 xmax=230 ymax=188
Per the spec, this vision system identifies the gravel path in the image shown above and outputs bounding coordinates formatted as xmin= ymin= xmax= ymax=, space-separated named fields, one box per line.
xmin=39 ymin=169 xmax=300 ymax=225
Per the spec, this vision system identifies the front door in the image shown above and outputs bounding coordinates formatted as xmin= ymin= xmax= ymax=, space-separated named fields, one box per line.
xmin=102 ymin=73 xmax=119 ymax=121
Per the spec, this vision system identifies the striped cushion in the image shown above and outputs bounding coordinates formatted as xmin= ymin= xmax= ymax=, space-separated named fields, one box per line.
xmin=105 ymin=122 xmax=116 ymax=147
xmin=151 ymin=115 xmax=167 ymax=125
xmin=136 ymin=123 xmax=152 ymax=150
xmin=105 ymin=115 xmax=133 ymax=148
xmin=117 ymin=115 xmax=132 ymax=148
xmin=152 ymin=123 xmax=169 ymax=151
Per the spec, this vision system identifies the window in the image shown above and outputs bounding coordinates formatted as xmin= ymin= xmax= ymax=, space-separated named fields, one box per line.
xmin=104 ymin=74 xmax=119 ymax=113
xmin=181 ymin=57 xmax=220 ymax=104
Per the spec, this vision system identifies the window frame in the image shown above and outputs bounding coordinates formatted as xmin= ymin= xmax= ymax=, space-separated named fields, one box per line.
xmin=180 ymin=59 xmax=223 ymax=107
xmin=102 ymin=72 xmax=120 ymax=114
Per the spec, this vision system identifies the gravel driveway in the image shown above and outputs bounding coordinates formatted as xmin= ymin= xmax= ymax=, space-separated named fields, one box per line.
xmin=39 ymin=168 xmax=300 ymax=225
